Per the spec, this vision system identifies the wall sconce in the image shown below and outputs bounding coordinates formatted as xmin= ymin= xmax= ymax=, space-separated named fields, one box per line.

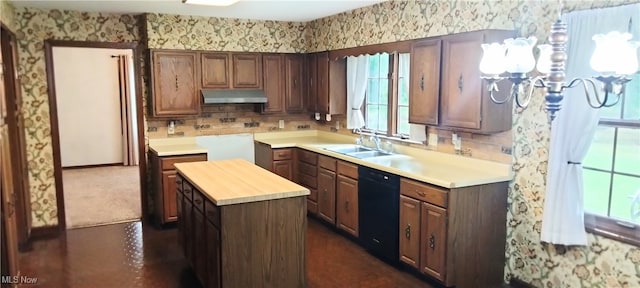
xmin=479 ymin=19 xmax=640 ymax=121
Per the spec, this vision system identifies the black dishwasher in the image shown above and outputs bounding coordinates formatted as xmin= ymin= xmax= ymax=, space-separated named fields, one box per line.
xmin=358 ymin=166 xmax=400 ymax=265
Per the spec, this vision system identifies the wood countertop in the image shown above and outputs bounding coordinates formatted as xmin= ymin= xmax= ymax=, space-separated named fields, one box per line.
xmin=254 ymin=131 xmax=513 ymax=189
xmin=148 ymin=137 xmax=207 ymax=156
xmin=175 ymin=159 xmax=310 ymax=206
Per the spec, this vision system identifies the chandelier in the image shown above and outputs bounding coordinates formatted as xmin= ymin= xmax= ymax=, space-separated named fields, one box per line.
xmin=479 ymin=19 xmax=640 ymax=121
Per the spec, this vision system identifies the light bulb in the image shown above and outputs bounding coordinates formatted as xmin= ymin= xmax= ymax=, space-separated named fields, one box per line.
xmin=504 ymin=37 xmax=537 ymax=74
xmin=479 ymin=42 xmax=506 ymax=76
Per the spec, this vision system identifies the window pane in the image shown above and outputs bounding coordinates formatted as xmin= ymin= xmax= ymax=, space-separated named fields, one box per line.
xmin=609 ymin=174 xmax=640 ymax=223
xmin=583 ymin=126 xmax=615 ymax=171
xmin=380 ymin=79 xmax=389 ymax=104
xmin=379 ymin=105 xmax=388 ymax=132
xmin=397 ymin=106 xmax=410 ymax=135
xmin=367 ymin=79 xmax=379 ymax=104
xmin=600 ymin=102 xmax=622 ymax=119
xmin=583 ymin=169 xmax=612 ymax=216
xmin=366 ymin=104 xmax=379 ymax=130
xmin=368 ymin=55 xmax=379 ymax=76
xmin=623 ymin=74 xmax=640 ymax=120
xmin=614 ymin=128 xmax=640 ymax=175
xmin=379 ymin=53 xmax=389 ymax=78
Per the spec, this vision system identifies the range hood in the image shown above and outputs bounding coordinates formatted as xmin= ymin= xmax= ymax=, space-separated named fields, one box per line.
xmin=201 ymin=89 xmax=268 ymax=104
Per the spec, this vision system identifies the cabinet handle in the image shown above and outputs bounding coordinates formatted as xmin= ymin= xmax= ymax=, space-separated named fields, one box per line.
xmin=405 ymin=224 xmax=411 ymax=239
xmin=429 ymin=233 xmax=436 ymax=250
xmin=194 ymin=199 xmax=202 ymax=205
xmin=457 ymin=73 xmax=464 ymax=93
xmin=345 ymin=201 xmax=349 ymax=212
xmin=416 ymin=191 xmax=426 ymax=197
xmin=175 ymin=74 xmax=179 ymax=91
xmin=420 ymin=74 xmax=425 ymax=91
xmin=293 ymin=79 xmax=297 ymax=87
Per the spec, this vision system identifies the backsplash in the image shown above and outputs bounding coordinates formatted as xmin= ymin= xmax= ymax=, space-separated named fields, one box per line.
xmin=147 ymin=104 xmax=318 ymax=138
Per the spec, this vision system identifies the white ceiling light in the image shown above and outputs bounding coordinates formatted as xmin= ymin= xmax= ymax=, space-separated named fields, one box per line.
xmin=182 ymin=0 xmax=240 ymax=7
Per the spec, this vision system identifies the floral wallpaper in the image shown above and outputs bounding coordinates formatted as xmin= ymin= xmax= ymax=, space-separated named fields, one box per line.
xmin=13 ymin=7 xmax=138 ymax=226
xmin=145 ymin=13 xmax=307 ymax=52
xmin=8 ymin=0 xmax=640 ymax=286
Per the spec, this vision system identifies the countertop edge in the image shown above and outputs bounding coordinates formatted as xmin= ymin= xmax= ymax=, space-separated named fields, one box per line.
xmin=254 ymin=138 xmax=513 ymax=189
xmin=149 ymin=145 xmax=208 ymax=157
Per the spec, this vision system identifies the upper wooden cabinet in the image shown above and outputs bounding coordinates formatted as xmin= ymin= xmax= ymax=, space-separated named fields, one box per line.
xmin=408 ymin=30 xmax=513 ymax=133
xmin=409 ymin=39 xmax=441 ymax=125
xmin=232 ymin=53 xmax=262 ymax=88
xmin=200 ymin=52 xmax=262 ymax=89
xmin=285 ymin=54 xmax=306 ymax=113
xmin=439 ymin=30 xmax=513 ymax=133
xmin=262 ymin=54 xmax=285 ymax=114
xmin=308 ymin=52 xmax=346 ymax=115
xmin=151 ymin=50 xmax=200 ymax=117
xmin=200 ymin=53 xmax=229 ymax=88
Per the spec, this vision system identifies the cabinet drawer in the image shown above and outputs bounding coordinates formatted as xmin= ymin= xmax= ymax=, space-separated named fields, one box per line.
xmin=272 ymin=148 xmax=292 ymax=160
xmin=298 ymin=161 xmax=317 ymax=177
xmin=205 ymin=199 xmax=220 ymax=228
xmin=298 ymin=149 xmax=318 ymax=165
xmin=161 ymin=154 xmax=207 ymax=170
xmin=183 ymin=180 xmax=194 ymax=202
xmin=400 ymin=178 xmax=448 ymax=208
xmin=318 ymin=155 xmax=336 ymax=171
xmin=298 ymin=173 xmax=317 ymax=189
xmin=307 ymin=198 xmax=318 ymax=215
xmin=192 ymin=189 xmax=205 ymax=213
xmin=337 ymin=161 xmax=358 ymax=179
xmin=176 ymin=174 xmax=184 ymax=193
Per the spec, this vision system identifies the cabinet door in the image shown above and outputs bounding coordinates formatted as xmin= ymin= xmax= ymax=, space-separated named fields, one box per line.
xmin=273 ymin=160 xmax=293 ymax=181
xmin=315 ymin=52 xmax=329 ymax=114
xmin=440 ymin=34 xmax=483 ymax=129
xmin=193 ymin=208 xmax=207 ymax=285
xmin=409 ymin=39 xmax=441 ymax=125
xmin=317 ymin=168 xmax=336 ymax=224
xmin=285 ymin=54 xmax=305 ymax=113
xmin=206 ymin=221 xmax=221 ymax=288
xmin=336 ymin=175 xmax=358 ymax=237
xmin=421 ymin=202 xmax=447 ymax=282
xmin=151 ymin=51 xmax=199 ymax=116
xmin=201 ymin=52 xmax=229 ymax=89
xmin=184 ymin=187 xmax=194 ymax=265
xmin=399 ymin=195 xmax=421 ymax=269
xmin=262 ymin=54 xmax=285 ymax=114
xmin=307 ymin=54 xmax=318 ymax=112
xmin=162 ymin=171 xmax=178 ymax=222
xmin=176 ymin=191 xmax=184 ymax=251
xmin=232 ymin=53 xmax=262 ymax=88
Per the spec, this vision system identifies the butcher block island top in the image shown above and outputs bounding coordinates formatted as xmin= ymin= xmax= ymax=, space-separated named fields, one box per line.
xmin=174 ymin=159 xmax=310 ymax=205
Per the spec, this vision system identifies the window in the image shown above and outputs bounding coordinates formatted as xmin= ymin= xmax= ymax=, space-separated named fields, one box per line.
xmin=583 ymin=72 xmax=640 ymax=244
xmin=363 ymin=52 xmax=410 ymax=137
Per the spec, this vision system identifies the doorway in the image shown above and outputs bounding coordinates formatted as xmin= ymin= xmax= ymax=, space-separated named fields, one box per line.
xmin=44 ymin=41 xmax=146 ymax=230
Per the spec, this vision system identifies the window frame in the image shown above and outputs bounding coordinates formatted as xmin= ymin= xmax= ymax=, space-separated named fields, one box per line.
xmin=361 ymin=52 xmax=410 ymax=139
xmin=583 ymin=111 xmax=640 ymax=246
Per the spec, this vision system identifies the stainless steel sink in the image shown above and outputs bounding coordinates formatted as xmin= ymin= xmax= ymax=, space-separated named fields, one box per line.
xmin=344 ymin=150 xmax=393 ymax=159
xmin=325 ymin=145 xmax=374 ymax=154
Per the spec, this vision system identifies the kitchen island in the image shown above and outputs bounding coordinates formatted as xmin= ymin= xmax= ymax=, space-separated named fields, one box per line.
xmin=174 ymin=159 xmax=310 ymax=288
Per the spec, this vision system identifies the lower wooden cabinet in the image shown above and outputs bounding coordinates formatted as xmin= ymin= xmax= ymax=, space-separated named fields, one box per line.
xmin=336 ymin=161 xmax=358 ymax=237
xmin=296 ymin=149 xmax=318 ymax=215
xmin=421 ymin=202 xmax=447 ymax=281
xmin=254 ymin=142 xmax=294 ymax=181
xmin=399 ymin=195 xmax=421 ymax=269
xmin=150 ymin=152 xmax=206 ymax=225
xmin=317 ymin=167 xmax=336 ymax=224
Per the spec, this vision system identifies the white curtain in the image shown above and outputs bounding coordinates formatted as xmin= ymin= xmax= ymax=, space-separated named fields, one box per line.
xmin=541 ymin=4 xmax=640 ymax=245
xmin=346 ymin=55 xmax=369 ymax=129
xmin=117 ymin=54 xmax=137 ymax=166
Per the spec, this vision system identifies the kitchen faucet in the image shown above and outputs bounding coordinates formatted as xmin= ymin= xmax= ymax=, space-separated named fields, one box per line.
xmin=370 ymin=133 xmax=382 ymax=151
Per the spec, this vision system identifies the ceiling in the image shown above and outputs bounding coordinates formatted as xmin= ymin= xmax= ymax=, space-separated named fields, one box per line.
xmin=10 ymin=0 xmax=387 ymax=22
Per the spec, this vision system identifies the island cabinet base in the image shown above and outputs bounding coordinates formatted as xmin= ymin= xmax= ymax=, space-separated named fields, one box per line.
xmin=177 ymin=173 xmax=307 ymax=288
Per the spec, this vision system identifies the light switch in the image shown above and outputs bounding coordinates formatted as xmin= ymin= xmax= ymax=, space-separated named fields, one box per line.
xmin=278 ymin=119 xmax=285 ymax=129
xmin=428 ymin=133 xmax=438 ymax=147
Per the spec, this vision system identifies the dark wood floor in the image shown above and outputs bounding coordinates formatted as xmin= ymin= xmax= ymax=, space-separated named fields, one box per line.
xmin=19 ymin=217 xmax=434 ymax=288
